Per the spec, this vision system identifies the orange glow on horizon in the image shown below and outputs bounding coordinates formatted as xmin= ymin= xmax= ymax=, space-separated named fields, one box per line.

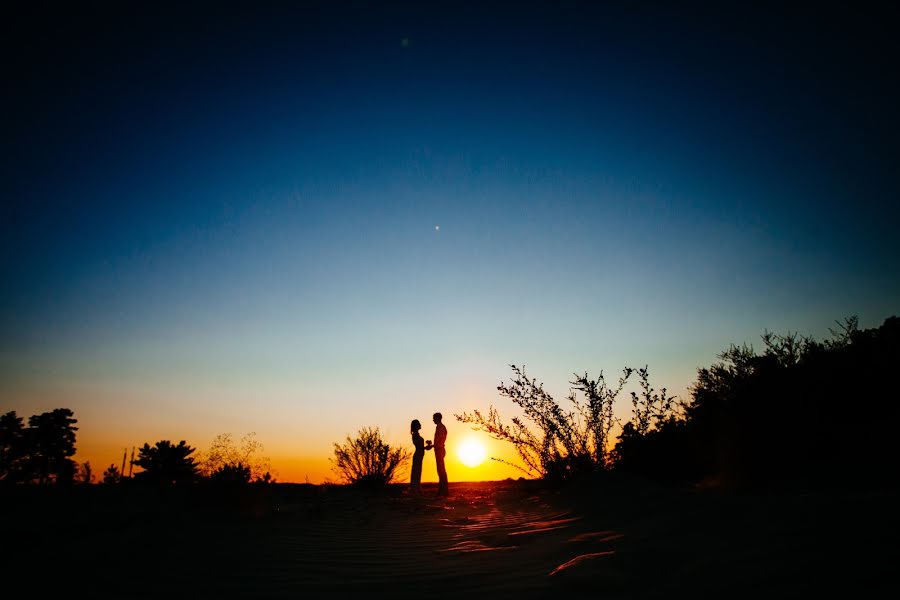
xmin=73 ymin=439 xmax=531 ymax=485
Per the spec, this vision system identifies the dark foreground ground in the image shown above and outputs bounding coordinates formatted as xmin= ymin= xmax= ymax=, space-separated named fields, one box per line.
xmin=2 ymin=478 xmax=896 ymax=598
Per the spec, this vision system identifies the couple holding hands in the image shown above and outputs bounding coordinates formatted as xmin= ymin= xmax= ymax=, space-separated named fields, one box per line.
xmin=410 ymin=412 xmax=448 ymax=496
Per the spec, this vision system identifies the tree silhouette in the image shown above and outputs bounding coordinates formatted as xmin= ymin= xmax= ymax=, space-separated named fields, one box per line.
xmin=76 ymin=461 xmax=95 ymax=484
xmin=133 ymin=440 xmax=199 ymax=485
xmin=102 ymin=463 xmax=122 ymax=484
xmin=199 ymin=432 xmax=274 ymax=483
xmin=0 ymin=411 xmax=27 ymax=483
xmin=25 ymin=408 xmax=78 ymax=485
xmin=331 ymin=427 xmax=409 ymax=486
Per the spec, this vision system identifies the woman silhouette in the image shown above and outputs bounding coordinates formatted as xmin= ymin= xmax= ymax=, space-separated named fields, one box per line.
xmin=409 ymin=419 xmax=426 ymax=494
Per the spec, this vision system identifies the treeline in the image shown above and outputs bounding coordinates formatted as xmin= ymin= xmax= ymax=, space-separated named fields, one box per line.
xmin=624 ymin=315 xmax=900 ymax=488
xmin=6 ymin=315 xmax=897 ymax=491
xmin=0 ymin=409 xmax=274 ymax=486
xmin=458 ymin=315 xmax=900 ymax=489
xmin=0 ymin=408 xmax=78 ymax=485
xmin=125 ymin=435 xmax=274 ymax=485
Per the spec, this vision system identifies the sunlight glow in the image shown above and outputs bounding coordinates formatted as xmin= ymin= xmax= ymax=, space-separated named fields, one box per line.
xmin=457 ymin=438 xmax=487 ymax=467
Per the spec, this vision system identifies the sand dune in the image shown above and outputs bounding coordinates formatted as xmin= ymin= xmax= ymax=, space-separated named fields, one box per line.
xmin=3 ymin=479 xmax=896 ymax=598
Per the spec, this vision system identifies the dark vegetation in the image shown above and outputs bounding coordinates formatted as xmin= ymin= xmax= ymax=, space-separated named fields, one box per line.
xmin=132 ymin=440 xmax=202 ymax=485
xmin=0 ymin=408 xmax=78 ymax=485
xmin=200 ymin=432 xmax=274 ymax=484
xmin=678 ymin=315 xmax=900 ymax=489
xmin=3 ymin=315 xmax=897 ymax=492
xmin=1 ymin=315 xmax=896 ymax=598
xmin=0 ymin=413 xmax=274 ymax=488
xmin=330 ymin=426 xmax=410 ymax=486
xmin=458 ymin=315 xmax=900 ymax=490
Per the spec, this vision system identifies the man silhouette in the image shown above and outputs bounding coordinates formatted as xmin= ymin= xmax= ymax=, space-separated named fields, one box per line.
xmin=431 ymin=412 xmax=449 ymax=496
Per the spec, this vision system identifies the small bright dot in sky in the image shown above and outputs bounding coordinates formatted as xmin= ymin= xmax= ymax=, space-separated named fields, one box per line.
xmin=434 ymin=224 xmax=440 ymax=231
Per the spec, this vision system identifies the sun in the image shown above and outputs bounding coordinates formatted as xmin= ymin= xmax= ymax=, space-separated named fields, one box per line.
xmin=457 ymin=438 xmax=487 ymax=467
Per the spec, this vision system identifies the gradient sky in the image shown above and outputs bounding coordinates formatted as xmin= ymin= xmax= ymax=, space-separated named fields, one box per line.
xmin=2 ymin=1 xmax=898 ymax=483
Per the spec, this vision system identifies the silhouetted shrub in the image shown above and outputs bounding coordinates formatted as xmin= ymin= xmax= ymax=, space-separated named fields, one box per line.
xmin=608 ymin=368 xmax=697 ymax=482
xmin=457 ymin=316 xmax=900 ymax=490
xmin=330 ymin=427 xmax=409 ymax=486
xmin=198 ymin=432 xmax=274 ymax=483
xmin=457 ymin=364 xmax=673 ymax=482
xmin=208 ymin=462 xmax=253 ymax=485
xmin=611 ymin=418 xmax=700 ymax=483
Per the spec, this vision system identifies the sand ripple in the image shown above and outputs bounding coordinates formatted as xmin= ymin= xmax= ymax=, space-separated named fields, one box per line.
xmin=234 ymin=481 xmax=623 ymax=598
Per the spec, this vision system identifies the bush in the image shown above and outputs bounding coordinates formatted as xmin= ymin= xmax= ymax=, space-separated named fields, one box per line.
xmin=208 ymin=462 xmax=253 ymax=485
xmin=198 ymin=432 xmax=274 ymax=484
xmin=682 ymin=315 xmax=900 ymax=488
xmin=330 ymin=427 xmax=409 ymax=486
xmin=457 ymin=364 xmax=671 ymax=482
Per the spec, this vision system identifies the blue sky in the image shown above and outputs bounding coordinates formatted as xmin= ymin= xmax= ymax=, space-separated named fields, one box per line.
xmin=2 ymin=1 xmax=898 ymax=481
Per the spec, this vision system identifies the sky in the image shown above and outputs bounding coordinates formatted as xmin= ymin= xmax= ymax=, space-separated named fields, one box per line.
xmin=2 ymin=1 xmax=898 ymax=483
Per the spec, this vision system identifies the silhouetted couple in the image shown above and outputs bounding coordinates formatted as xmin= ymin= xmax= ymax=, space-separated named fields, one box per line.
xmin=409 ymin=412 xmax=448 ymax=496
